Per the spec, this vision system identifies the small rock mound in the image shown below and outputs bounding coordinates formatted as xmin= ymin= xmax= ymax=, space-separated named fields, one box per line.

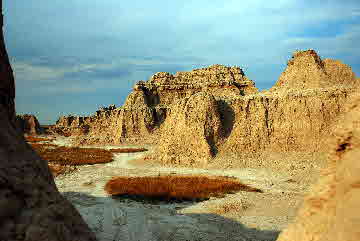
xmin=16 ymin=114 xmax=42 ymax=135
xmin=157 ymin=92 xmax=223 ymax=166
xmin=272 ymin=49 xmax=358 ymax=91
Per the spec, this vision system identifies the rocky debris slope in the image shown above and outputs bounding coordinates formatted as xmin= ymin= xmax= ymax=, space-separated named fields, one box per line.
xmin=0 ymin=1 xmax=97 ymax=240
xmin=276 ymin=90 xmax=360 ymax=241
xmin=16 ymin=114 xmax=42 ymax=135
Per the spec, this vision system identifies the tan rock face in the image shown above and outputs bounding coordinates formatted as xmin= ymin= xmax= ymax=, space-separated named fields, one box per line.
xmin=157 ymin=92 xmax=223 ymax=166
xmin=54 ymin=50 xmax=358 ymax=158
xmin=55 ymin=64 xmax=257 ymax=144
xmin=142 ymin=64 xmax=258 ymax=105
xmin=16 ymin=114 xmax=42 ymax=135
xmin=220 ymin=87 xmax=351 ymax=154
xmin=0 ymin=1 xmax=97 ymax=240
xmin=276 ymin=91 xmax=360 ymax=241
xmin=272 ymin=49 xmax=357 ymax=91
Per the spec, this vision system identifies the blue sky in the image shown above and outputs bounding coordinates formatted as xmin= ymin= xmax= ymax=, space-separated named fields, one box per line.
xmin=4 ymin=0 xmax=360 ymax=124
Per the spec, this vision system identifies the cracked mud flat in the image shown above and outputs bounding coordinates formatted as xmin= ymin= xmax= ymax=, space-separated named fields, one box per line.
xmin=53 ymin=137 xmax=310 ymax=241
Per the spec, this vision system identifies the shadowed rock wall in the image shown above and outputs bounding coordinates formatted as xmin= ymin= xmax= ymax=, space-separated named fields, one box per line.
xmin=16 ymin=114 xmax=42 ymax=135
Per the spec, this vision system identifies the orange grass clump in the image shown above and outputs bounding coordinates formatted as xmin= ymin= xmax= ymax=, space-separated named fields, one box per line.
xmin=109 ymin=148 xmax=148 ymax=153
xmin=31 ymin=144 xmax=114 ymax=165
xmin=25 ymin=136 xmax=54 ymax=143
xmin=105 ymin=175 xmax=262 ymax=201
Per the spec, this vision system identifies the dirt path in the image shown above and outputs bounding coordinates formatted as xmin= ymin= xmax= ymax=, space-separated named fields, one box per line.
xmin=53 ymin=137 xmax=307 ymax=241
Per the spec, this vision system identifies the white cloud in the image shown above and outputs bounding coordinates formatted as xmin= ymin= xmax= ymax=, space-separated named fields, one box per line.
xmin=7 ymin=0 xmax=360 ymax=123
xmin=13 ymin=62 xmax=65 ymax=82
xmin=283 ymin=23 xmax=360 ymax=57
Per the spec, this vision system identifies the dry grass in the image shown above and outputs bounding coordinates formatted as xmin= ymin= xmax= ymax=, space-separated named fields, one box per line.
xmin=31 ymin=144 xmax=114 ymax=165
xmin=26 ymin=143 xmax=78 ymax=176
xmin=30 ymin=143 xmax=58 ymax=149
xmin=25 ymin=136 xmax=54 ymax=143
xmin=109 ymin=148 xmax=148 ymax=153
xmin=105 ymin=175 xmax=262 ymax=201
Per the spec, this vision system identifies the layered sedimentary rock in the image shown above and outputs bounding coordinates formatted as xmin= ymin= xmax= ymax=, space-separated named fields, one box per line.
xmin=55 ymin=65 xmax=257 ymax=144
xmin=157 ymin=92 xmax=223 ymax=166
xmin=136 ymin=64 xmax=258 ymax=105
xmin=16 ymin=114 xmax=42 ymax=135
xmin=0 ymin=1 xmax=97 ymax=240
xmin=219 ymin=87 xmax=351 ymax=154
xmin=54 ymin=50 xmax=358 ymax=163
xmin=272 ymin=49 xmax=357 ymax=91
xmin=157 ymin=50 xmax=358 ymax=163
xmin=277 ymin=91 xmax=360 ymax=241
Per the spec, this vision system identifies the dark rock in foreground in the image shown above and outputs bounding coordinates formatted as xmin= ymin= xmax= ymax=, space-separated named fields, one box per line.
xmin=16 ymin=114 xmax=42 ymax=135
xmin=0 ymin=1 xmax=97 ymax=240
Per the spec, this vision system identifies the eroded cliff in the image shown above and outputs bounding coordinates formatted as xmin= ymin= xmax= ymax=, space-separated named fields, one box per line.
xmin=276 ymin=90 xmax=360 ymax=241
xmin=54 ymin=50 xmax=358 ymax=165
xmin=54 ymin=64 xmax=258 ymax=144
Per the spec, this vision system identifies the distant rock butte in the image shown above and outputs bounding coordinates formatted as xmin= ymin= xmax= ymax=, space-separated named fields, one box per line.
xmin=134 ymin=64 xmax=258 ymax=105
xmin=52 ymin=64 xmax=258 ymax=144
xmin=53 ymin=50 xmax=359 ymax=165
xmin=272 ymin=49 xmax=357 ymax=91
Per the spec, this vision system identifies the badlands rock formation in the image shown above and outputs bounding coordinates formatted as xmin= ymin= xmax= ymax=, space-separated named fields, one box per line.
xmin=157 ymin=92 xmax=223 ymax=166
xmin=55 ymin=64 xmax=258 ymax=144
xmin=54 ymin=50 xmax=358 ymax=165
xmin=277 ymin=91 xmax=360 ymax=241
xmin=219 ymin=87 xmax=351 ymax=154
xmin=272 ymin=49 xmax=358 ymax=90
xmin=0 ymin=1 xmax=97 ymax=240
xmin=16 ymin=114 xmax=42 ymax=135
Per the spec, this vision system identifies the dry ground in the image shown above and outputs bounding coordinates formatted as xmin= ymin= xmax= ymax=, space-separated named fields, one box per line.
xmin=36 ymin=134 xmax=325 ymax=241
xmin=26 ymin=135 xmax=147 ymax=176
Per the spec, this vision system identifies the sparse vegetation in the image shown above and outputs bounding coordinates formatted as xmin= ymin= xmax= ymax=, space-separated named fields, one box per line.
xmin=29 ymin=141 xmax=148 ymax=167
xmin=109 ymin=148 xmax=147 ymax=153
xmin=26 ymin=137 xmax=148 ymax=176
xmin=31 ymin=145 xmax=114 ymax=165
xmin=25 ymin=136 xmax=54 ymax=143
xmin=105 ymin=175 xmax=262 ymax=202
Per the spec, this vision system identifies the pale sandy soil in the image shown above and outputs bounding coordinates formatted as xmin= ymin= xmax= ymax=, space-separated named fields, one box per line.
xmin=51 ymin=135 xmax=322 ymax=241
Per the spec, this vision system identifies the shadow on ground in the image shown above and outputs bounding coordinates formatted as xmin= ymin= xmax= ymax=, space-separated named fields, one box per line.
xmin=63 ymin=191 xmax=280 ymax=241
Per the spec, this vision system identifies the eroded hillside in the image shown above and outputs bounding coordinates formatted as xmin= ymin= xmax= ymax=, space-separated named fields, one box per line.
xmin=53 ymin=50 xmax=359 ymax=166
